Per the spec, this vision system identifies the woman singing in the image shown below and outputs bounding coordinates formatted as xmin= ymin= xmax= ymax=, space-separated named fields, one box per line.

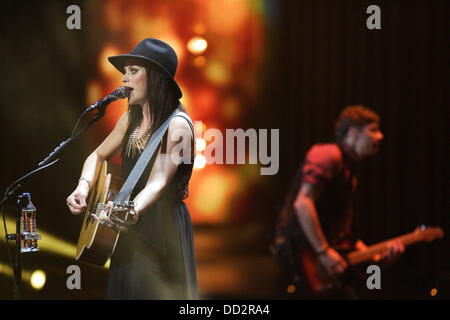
xmin=66 ymin=38 xmax=197 ymax=299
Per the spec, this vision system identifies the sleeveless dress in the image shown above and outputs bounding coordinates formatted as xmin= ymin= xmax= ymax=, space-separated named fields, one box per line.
xmin=105 ymin=113 xmax=197 ymax=300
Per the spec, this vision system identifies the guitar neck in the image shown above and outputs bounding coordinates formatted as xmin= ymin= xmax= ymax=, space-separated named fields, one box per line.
xmin=346 ymin=231 xmax=421 ymax=266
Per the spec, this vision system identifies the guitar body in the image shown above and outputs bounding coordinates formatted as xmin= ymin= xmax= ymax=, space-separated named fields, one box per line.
xmin=75 ymin=161 xmax=125 ymax=266
xmin=299 ymin=242 xmax=354 ymax=296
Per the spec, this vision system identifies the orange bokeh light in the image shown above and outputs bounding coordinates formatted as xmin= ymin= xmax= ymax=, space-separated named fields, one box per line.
xmin=98 ymin=45 xmax=122 ymax=78
xmin=193 ymin=56 xmax=207 ymax=68
xmin=186 ymin=166 xmax=240 ymax=223
xmin=192 ymin=87 xmax=218 ymax=119
xmin=204 ymin=60 xmax=231 ymax=86
xmin=90 ymin=0 xmax=264 ymax=224
xmin=194 ymin=154 xmax=207 ymax=169
xmin=187 ymin=36 xmax=208 ymax=55
xmin=196 ymin=138 xmax=207 ymax=152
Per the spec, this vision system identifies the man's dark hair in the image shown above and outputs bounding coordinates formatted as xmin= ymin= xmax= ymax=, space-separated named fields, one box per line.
xmin=334 ymin=105 xmax=380 ymax=141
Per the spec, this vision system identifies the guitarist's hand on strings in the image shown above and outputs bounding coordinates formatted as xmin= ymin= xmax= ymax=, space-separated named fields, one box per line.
xmin=379 ymin=240 xmax=404 ymax=267
xmin=91 ymin=201 xmax=139 ymax=230
xmin=91 ymin=201 xmax=114 ymax=226
xmin=356 ymin=239 xmax=404 ymax=266
xmin=318 ymin=247 xmax=349 ymax=277
xmin=66 ymin=181 xmax=89 ymax=215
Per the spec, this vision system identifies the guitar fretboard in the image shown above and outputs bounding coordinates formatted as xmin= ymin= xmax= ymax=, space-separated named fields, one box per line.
xmin=346 ymin=232 xmax=421 ymax=265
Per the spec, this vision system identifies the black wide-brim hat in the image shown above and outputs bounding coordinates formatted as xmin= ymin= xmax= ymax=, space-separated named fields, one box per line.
xmin=108 ymin=38 xmax=182 ymax=99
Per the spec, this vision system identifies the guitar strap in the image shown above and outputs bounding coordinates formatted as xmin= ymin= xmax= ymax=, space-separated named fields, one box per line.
xmin=114 ymin=107 xmax=181 ymax=204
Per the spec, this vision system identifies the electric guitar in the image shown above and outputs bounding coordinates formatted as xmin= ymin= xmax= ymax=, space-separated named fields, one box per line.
xmin=299 ymin=226 xmax=444 ymax=295
xmin=75 ymin=161 xmax=134 ymax=266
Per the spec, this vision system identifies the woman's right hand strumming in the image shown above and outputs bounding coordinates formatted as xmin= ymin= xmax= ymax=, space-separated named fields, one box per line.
xmin=66 ymin=181 xmax=89 ymax=215
xmin=318 ymin=247 xmax=349 ymax=278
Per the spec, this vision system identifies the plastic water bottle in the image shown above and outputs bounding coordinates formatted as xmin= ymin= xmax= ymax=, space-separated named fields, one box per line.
xmin=19 ymin=193 xmax=40 ymax=253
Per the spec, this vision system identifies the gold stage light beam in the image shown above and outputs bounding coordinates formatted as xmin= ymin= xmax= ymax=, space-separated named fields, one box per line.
xmin=0 ymin=261 xmax=13 ymax=277
xmin=1 ymin=217 xmax=111 ymax=268
xmin=0 ymin=262 xmax=46 ymax=290
xmin=1 ymin=217 xmax=75 ymax=259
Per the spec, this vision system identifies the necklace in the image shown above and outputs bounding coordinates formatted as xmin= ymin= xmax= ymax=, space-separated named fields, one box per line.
xmin=125 ymin=126 xmax=152 ymax=158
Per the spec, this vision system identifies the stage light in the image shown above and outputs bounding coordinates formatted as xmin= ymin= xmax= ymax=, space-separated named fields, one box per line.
xmin=222 ymin=96 xmax=240 ymax=121
xmin=205 ymin=0 xmax=248 ymax=36
xmin=98 ymin=45 xmax=121 ymax=77
xmin=194 ymin=121 xmax=207 ymax=135
xmin=193 ymin=169 xmax=238 ymax=217
xmin=0 ymin=262 xmax=13 ymax=277
xmin=30 ymin=270 xmax=46 ymax=290
xmin=287 ymin=284 xmax=296 ymax=294
xmin=193 ymin=56 xmax=207 ymax=68
xmin=192 ymin=87 xmax=218 ymax=117
xmin=87 ymin=81 xmax=102 ymax=106
xmin=0 ymin=263 xmax=50 ymax=288
xmin=193 ymin=24 xmax=206 ymax=35
xmin=187 ymin=37 xmax=208 ymax=55
xmin=196 ymin=138 xmax=207 ymax=152
xmin=430 ymin=288 xmax=437 ymax=296
xmin=194 ymin=155 xmax=207 ymax=169
xmin=205 ymin=60 xmax=230 ymax=86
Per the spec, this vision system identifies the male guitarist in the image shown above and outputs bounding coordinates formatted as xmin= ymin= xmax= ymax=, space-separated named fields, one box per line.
xmin=278 ymin=105 xmax=404 ymax=299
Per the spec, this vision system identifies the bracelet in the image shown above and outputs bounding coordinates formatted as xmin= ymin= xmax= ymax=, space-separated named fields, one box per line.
xmin=317 ymin=245 xmax=330 ymax=256
xmin=78 ymin=177 xmax=91 ymax=189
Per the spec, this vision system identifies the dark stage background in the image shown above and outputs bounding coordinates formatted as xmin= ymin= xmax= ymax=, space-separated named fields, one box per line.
xmin=0 ymin=0 xmax=448 ymax=299
xmin=257 ymin=0 xmax=449 ymax=299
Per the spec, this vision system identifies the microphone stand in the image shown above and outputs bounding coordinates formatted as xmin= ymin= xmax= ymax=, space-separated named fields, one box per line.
xmin=0 ymin=103 xmax=109 ymax=299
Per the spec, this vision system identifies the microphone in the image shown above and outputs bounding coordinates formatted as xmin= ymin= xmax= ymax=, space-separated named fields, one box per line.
xmin=85 ymin=86 xmax=133 ymax=112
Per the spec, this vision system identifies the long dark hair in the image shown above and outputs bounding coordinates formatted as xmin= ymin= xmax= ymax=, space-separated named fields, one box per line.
xmin=121 ymin=66 xmax=185 ymax=156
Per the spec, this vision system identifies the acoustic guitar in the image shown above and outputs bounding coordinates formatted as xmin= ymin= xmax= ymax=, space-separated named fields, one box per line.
xmin=75 ymin=160 xmax=132 ymax=266
xmin=299 ymin=226 xmax=444 ymax=295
